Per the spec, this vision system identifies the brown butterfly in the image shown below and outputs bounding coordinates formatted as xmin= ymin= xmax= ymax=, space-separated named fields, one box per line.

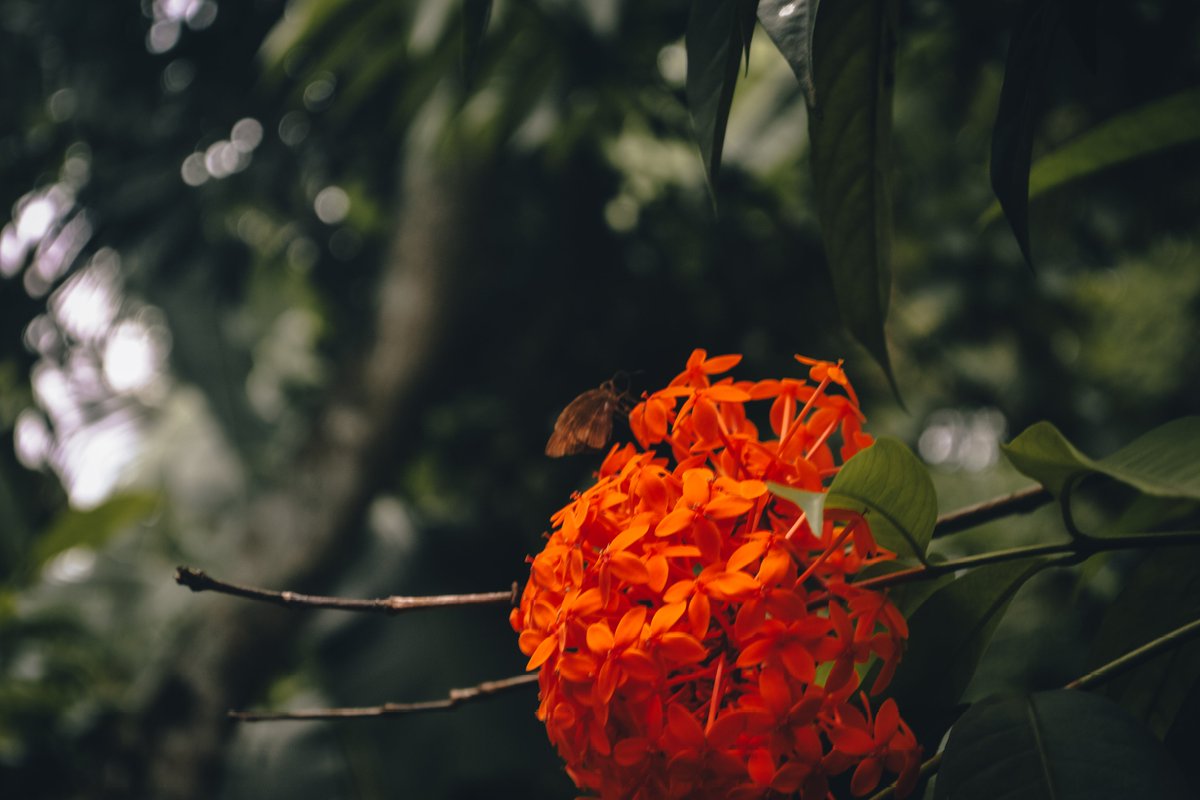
xmin=545 ymin=379 xmax=628 ymax=457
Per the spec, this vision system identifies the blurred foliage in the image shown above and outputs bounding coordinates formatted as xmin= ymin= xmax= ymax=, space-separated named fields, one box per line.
xmin=0 ymin=0 xmax=1198 ymax=798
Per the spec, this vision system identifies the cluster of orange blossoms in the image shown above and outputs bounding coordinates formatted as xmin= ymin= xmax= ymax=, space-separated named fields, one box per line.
xmin=512 ymin=351 xmax=921 ymax=800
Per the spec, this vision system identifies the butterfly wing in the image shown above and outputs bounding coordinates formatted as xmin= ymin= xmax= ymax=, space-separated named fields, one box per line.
xmin=545 ymin=388 xmax=617 ymax=457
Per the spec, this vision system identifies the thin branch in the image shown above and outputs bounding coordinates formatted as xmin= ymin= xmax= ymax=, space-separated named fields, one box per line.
xmin=933 ymin=484 xmax=1052 ymax=538
xmin=1066 ymin=615 xmax=1200 ymax=691
xmin=228 ymin=673 xmax=539 ymax=722
xmin=175 ymin=566 xmax=518 ymax=615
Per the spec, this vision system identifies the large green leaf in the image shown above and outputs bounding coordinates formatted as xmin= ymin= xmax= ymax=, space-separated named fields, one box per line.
xmin=807 ymin=0 xmax=898 ymax=393
xmin=757 ymin=0 xmax=822 ymax=106
xmin=982 ymin=87 xmax=1200 ymax=226
xmin=31 ymin=493 xmax=161 ymax=570
xmin=686 ymin=0 xmax=760 ymax=189
xmin=990 ymin=0 xmax=1061 ymax=268
xmin=935 ymin=691 xmax=1190 ymax=799
xmin=886 ymin=558 xmax=1050 ymax=744
xmin=826 ymin=437 xmax=937 ymax=562
xmin=1002 ymin=418 xmax=1200 ymax=501
xmin=1086 ymin=547 xmax=1200 ymax=740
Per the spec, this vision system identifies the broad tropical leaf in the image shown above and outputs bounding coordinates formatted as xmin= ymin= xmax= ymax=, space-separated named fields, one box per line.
xmin=807 ymin=0 xmax=899 ymax=393
xmin=886 ymin=557 xmax=1050 ymax=743
xmin=1086 ymin=547 xmax=1200 ymax=740
xmin=935 ymin=691 xmax=1190 ymax=799
xmin=982 ymin=87 xmax=1200 ymax=226
xmin=1002 ymin=417 xmax=1200 ymax=502
xmin=826 ymin=437 xmax=937 ymax=562
xmin=990 ymin=0 xmax=1061 ymax=268
xmin=686 ymin=0 xmax=760 ymax=189
xmin=757 ymin=0 xmax=822 ymax=106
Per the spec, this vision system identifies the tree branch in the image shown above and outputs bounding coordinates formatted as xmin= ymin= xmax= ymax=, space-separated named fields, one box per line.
xmin=175 ymin=566 xmax=517 ymax=614
xmin=228 ymin=673 xmax=539 ymax=721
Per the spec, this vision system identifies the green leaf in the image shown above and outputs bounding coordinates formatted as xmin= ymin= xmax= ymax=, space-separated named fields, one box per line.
xmin=982 ymin=87 xmax=1200 ymax=227
xmin=1002 ymin=418 xmax=1200 ymax=501
xmin=990 ymin=0 xmax=1061 ymax=268
xmin=807 ymin=0 xmax=898 ymax=394
xmin=766 ymin=482 xmax=826 ymax=536
xmin=32 ymin=493 xmax=161 ymax=569
xmin=1086 ymin=547 xmax=1200 ymax=739
xmin=935 ymin=691 xmax=1190 ymax=799
xmin=757 ymin=0 xmax=822 ymax=106
xmin=886 ymin=557 xmax=1049 ymax=744
xmin=826 ymin=437 xmax=937 ymax=562
xmin=686 ymin=0 xmax=760 ymax=190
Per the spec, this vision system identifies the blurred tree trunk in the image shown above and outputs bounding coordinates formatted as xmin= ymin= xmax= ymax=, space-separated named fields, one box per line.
xmin=122 ymin=155 xmax=480 ymax=800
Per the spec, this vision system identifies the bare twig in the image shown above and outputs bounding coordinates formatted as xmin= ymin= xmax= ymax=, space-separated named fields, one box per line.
xmin=227 ymin=673 xmax=539 ymax=721
xmin=175 ymin=566 xmax=518 ymax=615
xmin=933 ymin=484 xmax=1052 ymax=538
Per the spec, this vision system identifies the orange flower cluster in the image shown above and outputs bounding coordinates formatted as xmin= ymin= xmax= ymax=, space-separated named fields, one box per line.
xmin=512 ymin=351 xmax=920 ymax=800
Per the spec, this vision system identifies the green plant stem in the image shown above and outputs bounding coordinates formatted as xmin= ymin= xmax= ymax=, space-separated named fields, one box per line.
xmin=932 ymin=484 xmax=1052 ymax=538
xmin=866 ymin=615 xmax=1200 ymax=800
xmin=1066 ymin=615 xmax=1200 ymax=691
xmin=854 ymin=528 xmax=1200 ymax=593
xmin=844 ymin=543 xmax=1074 ymax=599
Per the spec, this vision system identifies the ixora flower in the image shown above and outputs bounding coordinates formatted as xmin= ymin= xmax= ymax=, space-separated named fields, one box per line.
xmin=512 ymin=350 xmax=921 ymax=800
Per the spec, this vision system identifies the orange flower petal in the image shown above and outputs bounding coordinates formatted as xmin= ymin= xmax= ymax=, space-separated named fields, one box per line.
xmin=617 ymin=648 xmax=660 ymax=682
xmin=687 ymin=593 xmax=711 ymax=639
xmin=850 ymin=756 xmax=884 ymax=796
xmin=615 ymin=606 xmax=648 ymax=648
xmin=650 ymin=601 xmax=687 ymax=636
xmin=657 ymin=632 xmax=708 ymax=664
xmin=558 ymin=652 xmax=596 ymax=682
xmin=587 ymin=621 xmax=615 ymax=655
xmin=526 ymin=635 xmax=558 ymax=671
xmin=704 ymin=494 xmax=755 ymax=519
xmin=727 ymin=539 xmax=767 ymax=573
xmin=704 ymin=571 xmax=761 ymax=601
xmin=828 ymin=726 xmax=876 ymax=757
xmin=701 ymin=354 xmax=742 ymax=374
xmin=519 ymin=629 xmax=547 ymax=656
xmin=747 ymin=748 xmax=776 ymax=787
xmin=613 ymin=737 xmax=651 ymax=767
xmin=694 ymin=518 xmax=724 ymax=563
xmin=646 ymin=554 xmax=670 ymax=593
xmin=759 ymin=667 xmax=792 ymax=716
xmin=610 ymin=522 xmax=650 ymax=553
xmin=655 ymin=507 xmax=694 ymax=537
xmin=609 ymin=551 xmax=651 ymax=584
xmin=666 ymin=703 xmax=706 ymax=749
